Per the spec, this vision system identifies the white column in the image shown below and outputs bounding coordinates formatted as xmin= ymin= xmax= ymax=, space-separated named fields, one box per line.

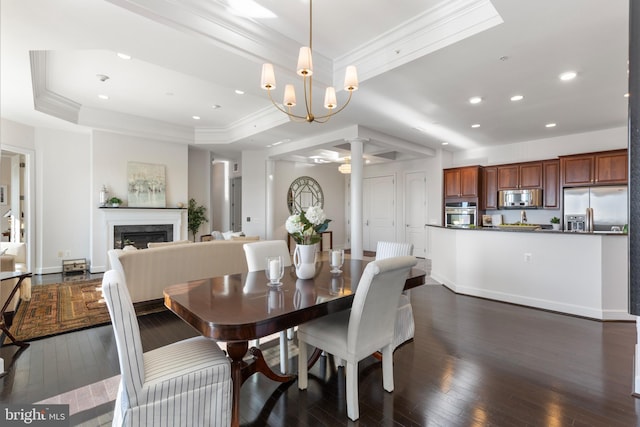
xmin=266 ymin=159 xmax=275 ymax=240
xmin=349 ymin=138 xmax=365 ymax=259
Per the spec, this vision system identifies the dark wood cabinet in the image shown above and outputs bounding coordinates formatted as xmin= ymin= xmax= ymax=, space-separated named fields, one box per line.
xmin=542 ymin=160 xmax=559 ymax=209
xmin=497 ymin=162 xmax=542 ymax=190
xmin=443 ymin=166 xmax=480 ymax=199
xmin=561 ymin=150 xmax=627 ymax=187
xmin=482 ymin=167 xmax=498 ymax=210
xmin=594 ymin=150 xmax=627 ymax=184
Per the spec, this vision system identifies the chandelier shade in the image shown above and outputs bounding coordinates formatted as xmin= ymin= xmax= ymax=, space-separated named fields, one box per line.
xmin=260 ymin=0 xmax=358 ymax=123
xmin=338 ymin=157 xmax=351 ymax=174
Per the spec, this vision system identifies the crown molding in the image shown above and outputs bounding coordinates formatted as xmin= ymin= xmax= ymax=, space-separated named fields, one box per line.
xmin=194 ymin=106 xmax=290 ymax=145
xmin=334 ymin=0 xmax=503 ymax=85
xmin=30 ymin=51 xmax=81 ymax=124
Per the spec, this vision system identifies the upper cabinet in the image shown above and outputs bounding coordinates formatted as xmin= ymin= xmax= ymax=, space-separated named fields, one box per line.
xmin=444 ymin=166 xmax=480 ymax=199
xmin=542 ymin=160 xmax=560 ymax=209
xmin=560 ymin=149 xmax=627 ymax=187
xmin=497 ymin=162 xmax=543 ymax=190
xmin=482 ymin=167 xmax=498 ymax=210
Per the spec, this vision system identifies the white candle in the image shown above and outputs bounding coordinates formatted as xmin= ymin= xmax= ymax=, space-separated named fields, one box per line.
xmin=332 ymin=250 xmax=341 ymax=266
xmin=269 ymin=258 xmax=280 ymax=280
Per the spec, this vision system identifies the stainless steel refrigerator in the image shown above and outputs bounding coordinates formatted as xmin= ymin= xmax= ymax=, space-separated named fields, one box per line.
xmin=563 ymin=186 xmax=628 ymax=231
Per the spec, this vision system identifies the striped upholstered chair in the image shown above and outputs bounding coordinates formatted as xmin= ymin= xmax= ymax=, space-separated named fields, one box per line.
xmin=102 ymin=270 xmax=232 ymax=427
xmin=375 ymin=241 xmax=415 ymax=350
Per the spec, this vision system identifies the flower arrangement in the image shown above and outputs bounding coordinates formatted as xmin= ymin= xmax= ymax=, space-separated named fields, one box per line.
xmin=285 ymin=205 xmax=331 ymax=245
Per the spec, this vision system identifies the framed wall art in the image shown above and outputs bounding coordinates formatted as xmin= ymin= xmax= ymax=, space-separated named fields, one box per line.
xmin=127 ymin=162 xmax=166 ymax=207
xmin=0 ymin=185 xmax=7 ymax=205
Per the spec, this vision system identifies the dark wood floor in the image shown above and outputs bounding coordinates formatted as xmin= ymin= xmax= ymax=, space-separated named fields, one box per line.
xmin=1 ymin=283 xmax=638 ymax=426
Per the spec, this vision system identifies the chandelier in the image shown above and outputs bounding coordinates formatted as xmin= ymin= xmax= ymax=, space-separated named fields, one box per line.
xmin=338 ymin=157 xmax=351 ymax=174
xmin=260 ymin=0 xmax=358 ymax=123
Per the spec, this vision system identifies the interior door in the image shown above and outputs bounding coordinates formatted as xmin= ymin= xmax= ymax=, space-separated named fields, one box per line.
xmin=363 ymin=175 xmax=395 ymax=252
xmin=231 ymin=177 xmax=242 ymax=232
xmin=404 ymin=171 xmax=426 ymax=258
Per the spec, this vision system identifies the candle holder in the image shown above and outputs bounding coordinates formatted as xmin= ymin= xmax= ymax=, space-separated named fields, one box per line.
xmin=329 ymin=249 xmax=344 ymax=273
xmin=265 ymin=255 xmax=284 ymax=286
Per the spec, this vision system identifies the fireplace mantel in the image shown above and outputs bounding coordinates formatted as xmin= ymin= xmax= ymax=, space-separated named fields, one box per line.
xmin=90 ymin=207 xmax=187 ymax=273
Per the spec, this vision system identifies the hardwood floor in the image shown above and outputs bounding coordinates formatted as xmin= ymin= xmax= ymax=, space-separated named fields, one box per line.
xmin=1 ymin=281 xmax=638 ymax=426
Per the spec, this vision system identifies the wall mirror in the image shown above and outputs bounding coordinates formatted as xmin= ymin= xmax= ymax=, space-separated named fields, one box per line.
xmin=287 ymin=176 xmax=324 ymax=214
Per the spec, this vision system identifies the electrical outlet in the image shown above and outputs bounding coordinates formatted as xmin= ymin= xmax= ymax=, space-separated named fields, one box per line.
xmin=524 ymin=253 xmax=532 ymax=263
xmin=57 ymin=251 xmax=63 ymax=258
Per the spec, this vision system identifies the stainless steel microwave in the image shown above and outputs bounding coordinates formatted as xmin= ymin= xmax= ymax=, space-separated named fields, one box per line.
xmin=498 ymin=189 xmax=543 ymax=209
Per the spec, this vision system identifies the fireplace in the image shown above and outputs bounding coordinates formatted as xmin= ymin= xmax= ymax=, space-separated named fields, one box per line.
xmin=114 ymin=224 xmax=173 ymax=249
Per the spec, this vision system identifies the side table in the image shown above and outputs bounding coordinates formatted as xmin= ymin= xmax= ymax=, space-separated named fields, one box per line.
xmin=0 ymin=271 xmax=31 ymax=348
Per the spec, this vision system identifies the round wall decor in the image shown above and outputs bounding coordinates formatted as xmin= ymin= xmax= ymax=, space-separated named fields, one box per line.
xmin=287 ymin=176 xmax=324 ymax=214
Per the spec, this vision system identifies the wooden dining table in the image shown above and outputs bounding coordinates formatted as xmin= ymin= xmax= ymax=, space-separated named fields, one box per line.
xmin=164 ymin=258 xmax=426 ymax=427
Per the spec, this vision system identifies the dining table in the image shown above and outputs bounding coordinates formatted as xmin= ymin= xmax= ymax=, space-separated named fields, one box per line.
xmin=164 ymin=257 xmax=426 ymax=427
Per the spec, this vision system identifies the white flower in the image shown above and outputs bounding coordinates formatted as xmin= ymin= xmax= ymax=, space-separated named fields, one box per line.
xmin=305 ymin=206 xmax=326 ymax=226
xmin=285 ymin=214 xmax=304 ymax=234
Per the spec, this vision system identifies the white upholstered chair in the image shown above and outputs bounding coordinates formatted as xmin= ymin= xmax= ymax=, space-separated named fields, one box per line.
xmin=242 ymin=240 xmax=293 ymax=374
xmin=375 ymin=241 xmax=415 ymax=350
xmin=102 ymin=270 xmax=232 ymax=427
xmin=297 ymin=256 xmax=418 ymax=421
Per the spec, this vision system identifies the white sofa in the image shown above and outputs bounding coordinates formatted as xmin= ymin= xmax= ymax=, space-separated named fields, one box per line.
xmin=107 ymin=239 xmax=256 ymax=304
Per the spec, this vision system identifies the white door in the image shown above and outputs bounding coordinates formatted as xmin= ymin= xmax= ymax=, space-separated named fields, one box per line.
xmin=363 ymin=175 xmax=395 ymax=251
xmin=404 ymin=171 xmax=427 ymax=258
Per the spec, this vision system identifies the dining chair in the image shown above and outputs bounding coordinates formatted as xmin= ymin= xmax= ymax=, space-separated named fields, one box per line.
xmin=242 ymin=240 xmax=293 ymax=374
xmin=297 ymin=255 xmax=418 ymax=421
xmin=102 ymin=270 xmax=232 ymax=427
xmin=375 ymin=241 xmax=415 ymax=350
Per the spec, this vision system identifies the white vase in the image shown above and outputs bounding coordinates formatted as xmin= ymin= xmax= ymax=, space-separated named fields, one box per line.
xmin=293 ymin=244 xmax=316 ymax=279
xmin=552 ymin=223 xmax=560 ymax=231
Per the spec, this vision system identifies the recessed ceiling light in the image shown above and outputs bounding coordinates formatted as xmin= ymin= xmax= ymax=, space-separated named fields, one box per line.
xmin=510 ymin=95 xmax=524 ymax=101
xmin=441 ymin=142 xmax=449 ymax=146
xmin=97 ymin=94 xmax=109 ymax=100
xmin=211 ymin=104 xmax=221 ymax=109
xmin=471 ymin=124 xmax=480 ymax=128
xmin=235 ymin=89 xmax=245 ymax=95
xmin=624 ymin=93 xmax=630 ymax=98
xmin=559 ymin=71 xmax=577 ymax=81
xmin=545 ymin=123 xmax=557 ymax=128
xmin=469 ymin=96 xmax=482 ymax=104
xmin=117 ymin=52 xmax=132 ymax=60
xmin=192 ymin=116 xmax=201 ymax=120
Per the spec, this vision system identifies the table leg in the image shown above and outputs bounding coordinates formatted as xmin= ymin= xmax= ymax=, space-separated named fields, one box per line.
xmin=226 ymin=341 xmax=248 ymax=427
xmin=226 ymin=341 xmax=296 ymax=427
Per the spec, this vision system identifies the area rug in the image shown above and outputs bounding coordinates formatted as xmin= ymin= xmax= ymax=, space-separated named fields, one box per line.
xmin=6 ymin=279 xmax=165 ymax=343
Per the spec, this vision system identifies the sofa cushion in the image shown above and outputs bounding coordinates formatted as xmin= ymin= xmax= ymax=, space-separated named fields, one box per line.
xmin=108 ymin=239 xmax=250 ymax=303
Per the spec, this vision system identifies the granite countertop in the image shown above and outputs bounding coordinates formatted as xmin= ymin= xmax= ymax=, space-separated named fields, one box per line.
xmin=427 ymin=224 xmax=627 ymax=236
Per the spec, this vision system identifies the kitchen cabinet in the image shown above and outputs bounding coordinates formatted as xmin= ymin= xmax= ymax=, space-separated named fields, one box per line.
xmin=561 ymin=149 xmax=627 ymax=187
xmin=444 ymin=166 xmax=480 ymax=199
xmin=482 ymin=167 xmax=498 ymax=210
xmin=497 ymin=162 xmax=543 ymax=190
xmin=543 ymin=160 xmax=559 ymax=208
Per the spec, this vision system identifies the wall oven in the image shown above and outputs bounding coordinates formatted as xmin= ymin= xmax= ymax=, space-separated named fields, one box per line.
xmin=445 ymin=202 xmax=477 ymax=228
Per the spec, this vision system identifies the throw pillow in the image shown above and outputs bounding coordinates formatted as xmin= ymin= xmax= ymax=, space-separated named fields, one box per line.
xmin=0 ymin=248 xmax=7 ymax=255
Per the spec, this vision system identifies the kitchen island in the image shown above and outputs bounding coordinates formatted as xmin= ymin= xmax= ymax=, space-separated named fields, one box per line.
xmin=428 ymin=225 xmax=631 ymax=320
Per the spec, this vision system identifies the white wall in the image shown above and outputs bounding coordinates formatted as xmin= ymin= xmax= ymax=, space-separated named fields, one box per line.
xmin=451 ymin=126 xmax=627 ymax=166
xmin=188 ymin=147 xmax=212 ymax=240
xmin=90 ymin=130 xmax=189 ymax=272
xmin=273 ymin=160 xmax=347 ymax=248
xmin=36 ymin=127 xmax=91 ymax=273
